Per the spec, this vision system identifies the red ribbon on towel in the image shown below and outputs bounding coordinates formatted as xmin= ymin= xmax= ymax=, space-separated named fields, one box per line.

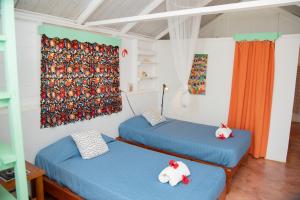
xmin=217 ymin=133 xmax=226 ymax=140
xmin=182 ymin=175 xmax=190 ymax=185
xmin=169 ymin=160 xmax=179 ymax=169
xmin=217 ymin=132 xmax=234 ymax=140
xmin=221 ymin=123 xmax=228 ymax=128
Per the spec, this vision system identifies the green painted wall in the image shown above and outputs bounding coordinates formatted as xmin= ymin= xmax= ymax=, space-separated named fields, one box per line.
xmin=38 ymin=24 xmax=122 ymax=46
xmin=234 ymin=32 xmax=282 ymax=41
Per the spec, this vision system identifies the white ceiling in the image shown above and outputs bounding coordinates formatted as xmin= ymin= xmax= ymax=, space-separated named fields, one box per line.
xmin=88 ymin=0 xmax=153 ymax=30
xmin=129 ymin=2 xmax=167 ymax=38
xmin=15 ymin=0 xmax=92 ymax=20
xmin=14 ymin=0 xmax=300 ymax=40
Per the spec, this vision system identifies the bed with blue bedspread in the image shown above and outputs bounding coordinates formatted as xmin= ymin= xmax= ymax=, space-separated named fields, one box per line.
xmin=119 ymin=116 xmax=251 ymax=168
xmin=36 ymin=135 xmax=226 ymax=200
xmin=118 ymin=116 xmax=251 ymax=192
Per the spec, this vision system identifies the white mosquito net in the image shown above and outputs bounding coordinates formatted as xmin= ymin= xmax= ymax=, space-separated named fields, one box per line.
xmin=166 ymin=0 xmax=201 ymax=107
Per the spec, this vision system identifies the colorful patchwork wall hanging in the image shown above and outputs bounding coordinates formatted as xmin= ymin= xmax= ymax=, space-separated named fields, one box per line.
xmin=188 ymin=54 xmax=208 ymax=95
xmin=40 ymin=34 xmax=122 ymax=128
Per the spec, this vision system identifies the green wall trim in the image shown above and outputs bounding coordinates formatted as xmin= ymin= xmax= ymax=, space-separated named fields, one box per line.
xmin=38 ymin=24 xmax=121 ymax=46
xmin=233 ymin=32 xmax=282 ymax=41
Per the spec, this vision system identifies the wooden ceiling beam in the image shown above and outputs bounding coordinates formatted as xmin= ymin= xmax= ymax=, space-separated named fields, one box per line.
xmin=76 ymin=0 xmax=104 ymax=25
xmin=155 ymin=0 xmax=213 ymax=40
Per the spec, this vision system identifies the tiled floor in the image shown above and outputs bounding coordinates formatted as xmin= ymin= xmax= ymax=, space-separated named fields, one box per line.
xmin=227 ymin=122 xmax=300 ymax=200
xmin=46 ymin=123 xmax=300 ymax=200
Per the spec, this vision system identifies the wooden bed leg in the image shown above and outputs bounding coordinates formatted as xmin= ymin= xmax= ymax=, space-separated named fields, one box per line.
xmin=36 ymin=176 xmax=44 ymax=200
xmin=225 ymin=169 xmax=232 ymax=193
xmin=218 ymin=186 xmax=227 ymax=200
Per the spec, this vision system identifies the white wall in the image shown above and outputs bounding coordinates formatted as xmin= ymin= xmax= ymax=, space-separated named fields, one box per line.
xmin=266 ymin=35 xmax=300 ymax=162
xmin=199 ymin=8 xmax=300 ymax=38
xmin=154 ymin=38 xmax=235 ymax=126
xmin=155 ymin=35 xmax=300 ymax=162
xmin=0 ymin=19 xmax=158 ymax=163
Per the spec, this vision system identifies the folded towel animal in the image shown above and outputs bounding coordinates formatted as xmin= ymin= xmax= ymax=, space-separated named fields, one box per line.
xmin=158 ymin=160 xmax=190 ymax=186
xmin=215 ymin=123 xmax=234 ymax=140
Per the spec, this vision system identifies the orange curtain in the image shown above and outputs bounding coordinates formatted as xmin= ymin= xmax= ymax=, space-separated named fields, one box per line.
xmin=228 ymin=41 xmax=275 ymax=158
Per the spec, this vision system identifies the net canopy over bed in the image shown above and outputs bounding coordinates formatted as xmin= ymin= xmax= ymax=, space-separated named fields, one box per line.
xmin=166 ymin=0 xmax=201 ymax=107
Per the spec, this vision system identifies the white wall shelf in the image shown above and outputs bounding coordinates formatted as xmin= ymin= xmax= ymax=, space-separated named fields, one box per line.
xmin=138 ymin=49 xmax=156 ymax=56
xmin=130 ymin=39 xmax=158 ymax=93
xmin=138 ymin=61 xmax=158 ymax=65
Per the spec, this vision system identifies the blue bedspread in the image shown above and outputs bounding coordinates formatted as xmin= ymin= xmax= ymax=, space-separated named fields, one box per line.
xmin=119 ymin=116 xmax=251 ymax=168
xmin=36 ymin=136 xmax=225 ymax=200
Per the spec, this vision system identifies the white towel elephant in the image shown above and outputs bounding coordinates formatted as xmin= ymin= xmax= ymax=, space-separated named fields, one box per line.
xmin=215 ymin=123 xmax=233 ymax=139
xmin=158 ymin=161 xmax=190 ymax=186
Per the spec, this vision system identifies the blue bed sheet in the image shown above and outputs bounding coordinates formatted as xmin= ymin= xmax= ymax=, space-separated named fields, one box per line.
xmin=119 ymin=116 xmax=251 ymax=168
xmin=36 ymin=137 xmax=225 ymax=200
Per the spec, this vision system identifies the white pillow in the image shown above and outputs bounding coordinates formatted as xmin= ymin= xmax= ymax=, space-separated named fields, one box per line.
xmin=142 ymin=110 xmax=166 ymax=126
xmin=71 ymin=130 xmax=109 ymax=159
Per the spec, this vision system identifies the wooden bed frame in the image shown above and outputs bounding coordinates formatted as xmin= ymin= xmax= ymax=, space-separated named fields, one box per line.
xmin=44 ymin=175 xmax=227 ymax=200
xmin=116 ymin=136 xmax=249 ymax=193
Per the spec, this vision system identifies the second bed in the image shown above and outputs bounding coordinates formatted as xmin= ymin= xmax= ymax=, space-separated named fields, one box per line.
xmin=118 ymin=115 xmax=251 ymax=192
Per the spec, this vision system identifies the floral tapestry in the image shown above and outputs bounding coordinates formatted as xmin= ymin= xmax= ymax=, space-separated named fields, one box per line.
xmin=40 ymin=34 xmax=122 ymax=128
xmin=188 ymin=54 xmax=208 ymax=95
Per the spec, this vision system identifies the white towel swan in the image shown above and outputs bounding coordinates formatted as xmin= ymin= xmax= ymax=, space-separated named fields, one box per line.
xmin=215 ymin=123 xmax=233 ymax=139
xmin=158 ymin=161 xmax=190 ymax=186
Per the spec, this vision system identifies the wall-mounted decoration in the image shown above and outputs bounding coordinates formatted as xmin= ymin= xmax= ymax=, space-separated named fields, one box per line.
xmin=122 ymin=49 xmax=128 ymax=57
xmin=188 ymin=54 xmax=208 ymax=95
xmin=40 ymin=34 xmax=122 ymax=128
